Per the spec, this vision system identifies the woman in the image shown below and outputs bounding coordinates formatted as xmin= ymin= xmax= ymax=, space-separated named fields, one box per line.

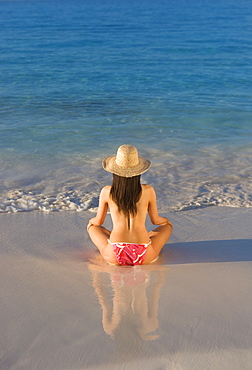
xmin=87 ymin=145 xmax=173 ymax=266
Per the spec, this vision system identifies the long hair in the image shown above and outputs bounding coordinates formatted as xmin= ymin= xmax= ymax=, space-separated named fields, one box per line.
xmin=110 ymin=174 xmax=142 ymax=225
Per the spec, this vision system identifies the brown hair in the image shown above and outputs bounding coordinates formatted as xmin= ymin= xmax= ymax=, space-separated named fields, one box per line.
xmin=110 ymin=174 xmax=142 ymax=227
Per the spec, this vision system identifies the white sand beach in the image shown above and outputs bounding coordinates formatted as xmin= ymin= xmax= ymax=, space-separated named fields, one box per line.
xmin=1 ymin=207 xmax=252 ymax=370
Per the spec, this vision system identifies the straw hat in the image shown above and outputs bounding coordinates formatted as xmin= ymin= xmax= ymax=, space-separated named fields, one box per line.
xmin=102 ymin=145 xmax=151 ymax=178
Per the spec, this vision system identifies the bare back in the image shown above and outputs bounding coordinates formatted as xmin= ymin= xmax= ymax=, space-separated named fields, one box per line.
xmin=108 ymin=184 xmax=151 ymax=243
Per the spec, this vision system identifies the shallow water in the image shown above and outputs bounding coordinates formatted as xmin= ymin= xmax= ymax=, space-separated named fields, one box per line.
xmin=0 ymin=0 xmax=252 ymax=213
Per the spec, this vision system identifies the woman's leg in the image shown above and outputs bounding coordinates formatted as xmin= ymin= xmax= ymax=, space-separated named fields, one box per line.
xmin=145 ymin=222 xmax=173 ymax=263
xmin=88 ymin=225 xmax=117 ymax=264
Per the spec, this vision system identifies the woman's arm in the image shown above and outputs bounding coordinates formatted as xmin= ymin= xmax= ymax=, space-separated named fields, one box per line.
xmin=87 ymin=186 xmax=110 ymax=230
xmin=147 ymin=186 xmax=172 ymax=227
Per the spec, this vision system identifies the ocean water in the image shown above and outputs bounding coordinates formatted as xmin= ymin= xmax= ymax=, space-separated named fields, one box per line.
xmin=0 ymin=0 xmax=252 ymax=213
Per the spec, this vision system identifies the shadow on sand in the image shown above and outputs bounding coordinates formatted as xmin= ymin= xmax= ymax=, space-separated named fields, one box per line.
xmin=160 ymin=238 xmax=252 ymax=265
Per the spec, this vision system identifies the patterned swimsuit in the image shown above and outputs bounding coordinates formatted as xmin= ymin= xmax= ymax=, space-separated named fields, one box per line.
xmin=108 ymin=239 xmax=152 ymax=266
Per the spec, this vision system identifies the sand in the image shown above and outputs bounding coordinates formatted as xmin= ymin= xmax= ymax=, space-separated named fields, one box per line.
xmin=1 ymin=207 xmax=252 ymax=370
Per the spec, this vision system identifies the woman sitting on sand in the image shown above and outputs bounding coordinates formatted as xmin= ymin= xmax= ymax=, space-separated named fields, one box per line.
xmin=87 ymin=145 xmax=173 ymax=266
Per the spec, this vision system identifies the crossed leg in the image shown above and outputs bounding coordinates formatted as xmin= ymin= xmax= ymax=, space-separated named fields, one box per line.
xmin=144 ymin=222 xmax=173 ymax=264
xmin=87 ymin=224 xmax=117 ymax=264
xmin=87 ymin=221 xmax=173 ymax=265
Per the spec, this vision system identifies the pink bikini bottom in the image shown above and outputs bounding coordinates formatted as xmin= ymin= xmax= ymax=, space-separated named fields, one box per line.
xmin=108 ymin=239 xmax=152 ymax=266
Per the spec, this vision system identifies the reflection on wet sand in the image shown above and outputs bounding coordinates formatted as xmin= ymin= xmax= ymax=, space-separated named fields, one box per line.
xmin=88 ymin=258 xmax=168 ymax=345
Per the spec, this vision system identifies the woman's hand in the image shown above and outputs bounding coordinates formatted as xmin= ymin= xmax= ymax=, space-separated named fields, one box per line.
xmin=159 ymin=217 xmax=173 ymax=228
xmin=87 ymin=217 xmax=97 ymax=232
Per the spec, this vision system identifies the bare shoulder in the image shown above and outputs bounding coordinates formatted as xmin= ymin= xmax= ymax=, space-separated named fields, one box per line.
xmin=142 ymin=184 xmax=152 ymax=190
xmin=141 ymin=184 xmax=156 ymax=201
xmin=142 ymin=184 xmax=155 ymax=194
xmin=100 ymin=185 xmax=111 ymax=198
xmin=102 ymin=185 xmax=111 ymax=191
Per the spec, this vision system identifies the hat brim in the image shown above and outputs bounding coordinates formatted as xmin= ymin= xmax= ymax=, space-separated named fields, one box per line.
xmin=102 ymin=156 xmax=151 ymax=178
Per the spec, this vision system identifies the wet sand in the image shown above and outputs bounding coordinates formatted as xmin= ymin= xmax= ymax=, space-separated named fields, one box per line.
xmin=1 ymin=207 xmax=252 ymax=369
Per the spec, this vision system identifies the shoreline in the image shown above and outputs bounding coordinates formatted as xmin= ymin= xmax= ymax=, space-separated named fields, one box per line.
xmin=1 ymin=207 xmax=252 ymax=369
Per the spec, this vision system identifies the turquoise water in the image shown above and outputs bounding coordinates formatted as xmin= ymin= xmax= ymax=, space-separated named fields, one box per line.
xmin=0 ymin=0 xmax=252 ymax=212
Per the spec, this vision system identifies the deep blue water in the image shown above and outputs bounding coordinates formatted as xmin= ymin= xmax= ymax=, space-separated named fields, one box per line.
xmin=0 ymin=0 xmax=252 ymax=212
